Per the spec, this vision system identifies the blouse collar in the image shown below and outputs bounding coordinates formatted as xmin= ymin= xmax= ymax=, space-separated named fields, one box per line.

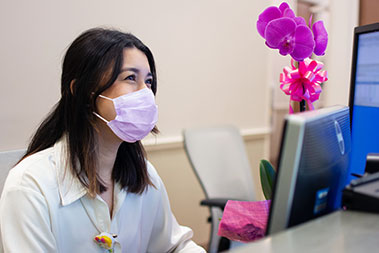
xmin=53 ymin=138 xmax=87 ymax=206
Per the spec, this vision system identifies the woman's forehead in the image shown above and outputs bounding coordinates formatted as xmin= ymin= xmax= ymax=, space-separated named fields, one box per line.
xmin=121 ymin=48 xmax=151 ymax=73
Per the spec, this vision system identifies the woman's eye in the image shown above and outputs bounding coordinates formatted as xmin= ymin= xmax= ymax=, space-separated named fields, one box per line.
xmin=145 ymin=79 xmax=152 ymax=84
xmin=145 ymin=79 xmax=153 ymax=88
xmin=125 ymin=75 xmax=136 ymax=81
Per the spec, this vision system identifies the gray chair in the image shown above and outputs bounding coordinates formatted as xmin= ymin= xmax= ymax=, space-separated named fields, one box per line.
xmin=0 ymin=149 xmax=26 ymax=252
xmin=183 ymin=125 xmax=256 ymax=253
xmin=0 ymin=149 xmax=26 ymax=195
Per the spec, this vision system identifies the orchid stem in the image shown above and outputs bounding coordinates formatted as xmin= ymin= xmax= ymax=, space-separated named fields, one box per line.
xmin=294 ymin=61 xmax=306 ymax=112
xmin=300 ymin=100 xmax=306 ymax=112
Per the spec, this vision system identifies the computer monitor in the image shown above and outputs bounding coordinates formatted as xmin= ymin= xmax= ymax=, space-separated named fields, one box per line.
xmin=266 ymin=105 xmax=351 ymax=235
xmin=348 ymin=22 xmax=379 ymax=183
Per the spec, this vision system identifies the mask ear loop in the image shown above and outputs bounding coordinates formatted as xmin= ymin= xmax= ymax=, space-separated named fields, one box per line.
xmin=93 ymin=94 xmax=114 ymax=123
xmin=93 ymin=112 xmax=110 ymax=124
xmin=98 ymin=94 xmax=113 ymax=101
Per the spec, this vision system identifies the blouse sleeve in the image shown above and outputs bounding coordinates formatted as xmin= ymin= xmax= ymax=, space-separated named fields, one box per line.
xmin=0 ymin=186 xmax=57 ymax=252
xmin=146 ymin=169 xmax=206 ymax=253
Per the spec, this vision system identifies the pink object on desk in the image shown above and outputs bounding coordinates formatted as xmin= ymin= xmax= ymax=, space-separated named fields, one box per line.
xmin=218 ymin=200 xmax=271 ymax=242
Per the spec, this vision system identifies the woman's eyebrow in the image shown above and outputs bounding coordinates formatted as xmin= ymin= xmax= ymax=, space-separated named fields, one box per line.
xmin=120 ymin=67 xmax=152 ymax=77
xmin=120 ymin=67 xmax=139 ymax=73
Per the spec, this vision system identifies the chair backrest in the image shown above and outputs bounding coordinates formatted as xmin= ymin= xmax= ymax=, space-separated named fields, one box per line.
xmin=0 ymin=149 xmax=26 ymax=195
xmin=183 ymin=125 xmax=256 ymax=201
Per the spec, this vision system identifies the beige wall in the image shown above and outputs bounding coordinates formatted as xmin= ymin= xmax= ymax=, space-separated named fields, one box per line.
xmin=324 ymin=0 xmax=359 ymax=107
xmin=0 ymin=0 xmax=272 ymax=247
xmin=0 ymin=0 xmax=272 ymax=150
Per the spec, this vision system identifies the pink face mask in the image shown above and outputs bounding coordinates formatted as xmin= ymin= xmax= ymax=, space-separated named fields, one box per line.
xmin=93 ymin=88 xmax=158 ymax=143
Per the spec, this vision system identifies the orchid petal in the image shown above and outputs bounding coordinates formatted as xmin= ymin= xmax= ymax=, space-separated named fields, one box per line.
xmin=312 ymin=20 xmax=328 ymax=55
xmin=279 ymin=42 xmax=294 ymax=55
xmin=257 ymin=7 xmax=281 ymax=38
xmin=265 ymin=17 xmax=297 ymax=48
xmin=265 ymin=41 xmax=276 ymax=49
xmin=283 ymin=8 xmax=295 ymax=18
xmin=308 ymin=15 xmax=313 ymax=28
xmin=279 ymin=2 xmax=290 ymax=14
xmin=294 ymin=16 xmax=306 ymax=26
xmin=291 ymin=25 xmax=315 ymax=61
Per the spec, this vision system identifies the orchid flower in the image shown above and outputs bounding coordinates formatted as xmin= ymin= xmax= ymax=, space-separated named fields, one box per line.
xmin=312 ymin=20 xmax=328 ymax=56
xmin=257 ymin=2 xmax=328 ymax=61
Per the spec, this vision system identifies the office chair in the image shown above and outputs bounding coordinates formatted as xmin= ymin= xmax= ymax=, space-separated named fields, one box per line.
xmin=183 ymin=126 xmax=256 ymax=253
xmin=0 ymin=149 xmax=26 ymax=195
xmin=0 ymin=149 xmax=26 ymax=251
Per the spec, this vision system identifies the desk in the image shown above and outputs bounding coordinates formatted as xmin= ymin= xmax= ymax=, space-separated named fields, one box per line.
xmin=228 ymin=210 xmax=379 ymax=253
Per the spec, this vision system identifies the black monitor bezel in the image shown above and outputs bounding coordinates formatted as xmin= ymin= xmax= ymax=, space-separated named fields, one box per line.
xmin=348 ymin=22 xmax=379 ymax=127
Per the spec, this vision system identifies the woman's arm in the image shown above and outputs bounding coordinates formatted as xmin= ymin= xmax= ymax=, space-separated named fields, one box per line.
xmin=146 ymin=165 xmax=205 ymax=253
xmin=0 ymin=186 xmax=57 ymax=252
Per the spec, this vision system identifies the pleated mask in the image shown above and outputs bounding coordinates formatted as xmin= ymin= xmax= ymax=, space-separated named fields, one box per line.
xmin=93 ymin=88 xmax=158 ymax=143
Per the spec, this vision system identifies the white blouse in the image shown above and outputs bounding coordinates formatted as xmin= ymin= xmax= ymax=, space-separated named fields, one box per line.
xmin=0 ymin=140 xmax=205 ymax=252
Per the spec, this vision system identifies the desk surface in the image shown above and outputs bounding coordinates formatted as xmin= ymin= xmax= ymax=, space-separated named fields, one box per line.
xmin=228 ymin=210 xmax=379 ymax=253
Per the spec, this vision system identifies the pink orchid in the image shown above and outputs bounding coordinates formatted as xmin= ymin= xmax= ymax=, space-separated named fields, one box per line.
xmin=257 ymin=2 xmax=328 ymax=61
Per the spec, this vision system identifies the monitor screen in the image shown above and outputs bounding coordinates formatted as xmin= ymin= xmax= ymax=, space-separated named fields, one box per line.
xmin=266 ymin=106 xmax=351 ymax=235
xmin=348 ymin=23 xmax=379 ymax=183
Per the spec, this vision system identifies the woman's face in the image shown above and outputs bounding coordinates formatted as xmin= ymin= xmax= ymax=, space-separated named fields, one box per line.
xmin=96 ymin=47 xmax=153 ymax=122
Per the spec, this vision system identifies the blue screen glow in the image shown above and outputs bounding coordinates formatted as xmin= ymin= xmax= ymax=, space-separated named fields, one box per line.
xmin=348 ymin=30 xmax=379 ymax=183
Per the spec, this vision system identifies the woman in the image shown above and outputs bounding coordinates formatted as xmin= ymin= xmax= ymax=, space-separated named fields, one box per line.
xmin=0 ymin=28 xmax=205 ymax=252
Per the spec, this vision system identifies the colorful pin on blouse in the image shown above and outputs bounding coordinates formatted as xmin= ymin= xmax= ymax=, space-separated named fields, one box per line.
xmin=94 ymin=232 xmax=118 ymax=252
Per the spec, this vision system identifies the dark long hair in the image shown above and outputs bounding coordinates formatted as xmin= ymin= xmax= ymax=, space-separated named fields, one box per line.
xmin=20 ymin=28 xmax=158 ymax=195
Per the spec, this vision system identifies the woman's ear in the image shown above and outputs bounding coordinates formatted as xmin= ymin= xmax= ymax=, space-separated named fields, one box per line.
xmin=70 ymin=79 xmax=76 ymax=95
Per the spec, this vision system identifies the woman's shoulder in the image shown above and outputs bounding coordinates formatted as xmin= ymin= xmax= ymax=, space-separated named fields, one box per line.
xmin=146 ymin=160 xmax=163 ymax=187
xmin=3 ymin=147 xmax=57 ymax=194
